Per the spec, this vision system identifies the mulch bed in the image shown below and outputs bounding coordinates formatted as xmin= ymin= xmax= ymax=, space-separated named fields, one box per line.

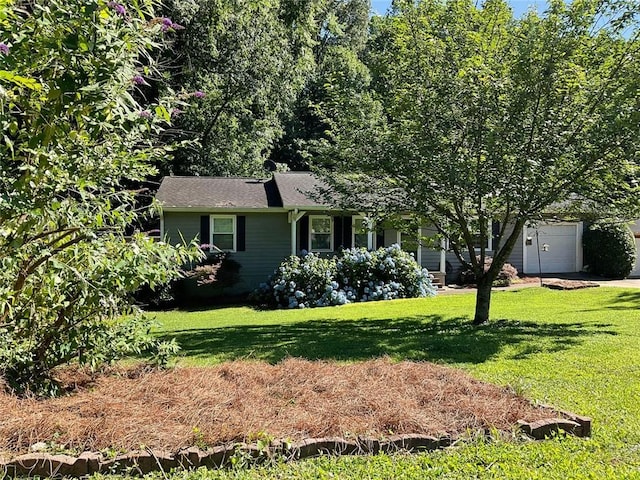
xmin=542 ymin=280 xmax=600 ymax=290
xmin=0 ymin=359 xmax=553 ymax=457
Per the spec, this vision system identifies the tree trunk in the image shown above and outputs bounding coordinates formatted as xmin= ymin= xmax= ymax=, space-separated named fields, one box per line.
xmin=473 ymin=275 xmax=493 ymax=325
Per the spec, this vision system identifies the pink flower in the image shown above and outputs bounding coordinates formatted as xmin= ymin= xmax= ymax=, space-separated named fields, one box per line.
xmin=138 ymin=110 xmax=151 ymax=118
xmin=193 ymin=91 xmax=205 ymax=98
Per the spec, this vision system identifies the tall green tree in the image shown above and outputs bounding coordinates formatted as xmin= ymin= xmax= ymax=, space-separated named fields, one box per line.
xmin=0 ymin=0 xmax=200 ymax=394
xmin=161 ymin=0 xmax=320 ymax=176
xmin=272 ymin=0 xmax=371 ymax=170
xmin=318 ymin=0 xmax=640 ymax=324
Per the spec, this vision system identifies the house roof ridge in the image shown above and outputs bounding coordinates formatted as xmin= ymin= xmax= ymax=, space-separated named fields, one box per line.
xmin=164 ymin=175 xmax=271 ymax=180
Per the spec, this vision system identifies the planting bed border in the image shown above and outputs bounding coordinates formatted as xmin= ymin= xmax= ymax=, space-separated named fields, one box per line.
xmin=0 ymin=409 xmax=591 ymax=478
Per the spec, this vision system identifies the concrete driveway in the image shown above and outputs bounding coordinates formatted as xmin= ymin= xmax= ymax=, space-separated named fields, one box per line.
xmin=438 ymin=274 xmax=640 ymax=295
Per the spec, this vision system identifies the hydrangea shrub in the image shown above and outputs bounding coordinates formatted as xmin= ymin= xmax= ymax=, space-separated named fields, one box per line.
xmin=253 ymin=245 xmax=436 ymax=309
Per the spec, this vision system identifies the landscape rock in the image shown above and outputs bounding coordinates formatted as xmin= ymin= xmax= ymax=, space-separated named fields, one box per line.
xmin=518 ymin=418 xmax=580 ymax=439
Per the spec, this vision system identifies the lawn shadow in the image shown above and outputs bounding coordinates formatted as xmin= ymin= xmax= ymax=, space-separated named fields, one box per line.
xmin=159 ymin=315 xmax=618 ymax=365
xmin=609 ymin=290 xmax=640 ymax=309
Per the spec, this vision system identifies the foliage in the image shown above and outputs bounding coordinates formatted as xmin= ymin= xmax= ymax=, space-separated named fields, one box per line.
xmin=271 ymin=0 xmax=371 ymax=170
xmin=135 ymin=250 xmax=242 ymax=308
xmin=252 ymin=244 xmax=435 ymax=308
xmin=160 ymin=0 xmax=320 ymax=176
xmin=459 ymin=256 xmax=519 ymax=287
xmin=0 ymin=0 xmax=201 ymax=395
xmin=316 ymin=0 xmax=640 ymax=324
xmin=583 ymin=222 xmax=636 ymax=278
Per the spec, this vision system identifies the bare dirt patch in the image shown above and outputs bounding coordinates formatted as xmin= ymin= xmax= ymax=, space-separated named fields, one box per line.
xmin=0 ymin=359 xmax=552 ymax=456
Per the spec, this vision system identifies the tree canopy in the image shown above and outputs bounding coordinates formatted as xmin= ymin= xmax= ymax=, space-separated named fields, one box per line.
xmin=317 ymin=0 xmax=640 ymax=324
xmin=161 ymin=0 xmax=372 ymax=176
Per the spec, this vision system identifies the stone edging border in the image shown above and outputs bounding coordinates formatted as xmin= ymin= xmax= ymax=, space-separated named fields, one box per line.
xmin=0 ymin=410 xmax=591 ymax=478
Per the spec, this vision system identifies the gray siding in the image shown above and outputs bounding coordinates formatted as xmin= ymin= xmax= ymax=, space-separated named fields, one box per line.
xmin=506 ymin=224 xmax=524 ymax=272
xmin=163 ymin=211 xmax=291 ymax=294
xmin=164 ymin=212 xmax=201 ymax=247
xmin=237 ymin=213 xmax=291 ymax=291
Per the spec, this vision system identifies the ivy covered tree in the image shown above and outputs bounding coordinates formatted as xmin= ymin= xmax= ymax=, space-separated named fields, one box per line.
xmin=0 ymin=0 xmax=201 ymax=394
xmin=318 ymin=0 xmax=640 ymax=324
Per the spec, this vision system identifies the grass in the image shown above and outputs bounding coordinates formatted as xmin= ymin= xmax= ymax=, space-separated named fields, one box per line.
xmin=112 ymin=287 xmax=640 ymax=479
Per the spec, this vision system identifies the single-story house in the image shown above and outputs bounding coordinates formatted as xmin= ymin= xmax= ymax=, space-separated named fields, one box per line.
xmin=156 ymin=172 xmax=640 ymax=294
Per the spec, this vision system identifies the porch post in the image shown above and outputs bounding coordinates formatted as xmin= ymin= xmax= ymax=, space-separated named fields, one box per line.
xmin=416 ymin=226 xmax=422 ymax=266
xmin=367 ymin=217 xmax=374 ymax=250
xmin=440 ymin=237 xmax=447 ymax=274
xmin=288 ymin=209 xmax=306 ymax=256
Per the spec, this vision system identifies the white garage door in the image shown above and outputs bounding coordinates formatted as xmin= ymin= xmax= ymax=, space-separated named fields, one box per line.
xmin=524 ymin=223 xmax=581 ymax=274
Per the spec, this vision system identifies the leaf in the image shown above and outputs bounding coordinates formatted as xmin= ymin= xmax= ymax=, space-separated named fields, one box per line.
xmin=0 ymin=70 xmax=43 ymax=91
xmin=155 ymin=105 xmax=171 ymax=122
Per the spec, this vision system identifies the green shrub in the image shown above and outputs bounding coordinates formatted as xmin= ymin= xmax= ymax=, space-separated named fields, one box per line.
xmin=583 ymin=223 xmax=636 ymax=278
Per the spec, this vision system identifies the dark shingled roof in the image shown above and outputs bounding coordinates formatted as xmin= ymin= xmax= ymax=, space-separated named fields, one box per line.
xmin=156 ymin=177 xmax=283 ymax=209
xmin=273 ymin=172 xmax=329 ymax=208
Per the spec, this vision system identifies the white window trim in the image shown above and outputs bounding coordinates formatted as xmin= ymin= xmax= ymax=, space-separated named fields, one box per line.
xmin=210 ymin=214 xmax=237 ymax=253
xmin=309 ymin=215 xmax=334 ymax=252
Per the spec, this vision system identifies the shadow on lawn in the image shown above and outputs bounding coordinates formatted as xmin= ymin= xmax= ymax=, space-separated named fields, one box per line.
xmin=609 ymin=290 xmax=640 ymax=309
xmin=160 ymin=316 xmax=618 ymax=365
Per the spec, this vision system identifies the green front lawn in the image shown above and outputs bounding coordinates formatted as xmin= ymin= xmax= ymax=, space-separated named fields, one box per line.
xmin=140 ymin=287 xmax=640 ymax=479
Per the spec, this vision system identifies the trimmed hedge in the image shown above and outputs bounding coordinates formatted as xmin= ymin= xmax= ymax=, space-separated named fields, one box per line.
xmin=583 ymin=223 xmax=636 ymax=278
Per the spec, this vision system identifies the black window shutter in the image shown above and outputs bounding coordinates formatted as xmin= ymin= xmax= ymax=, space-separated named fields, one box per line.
xmin=237 ymin=216 xmax=246 ymax=251
xmin=376 ymin=230 xmax=385 ymax=249
xmin=345 ymin=216 xmax=353 ymax=248
xmin=200 ymin=215 xmax=210 ymax=246
xmin=491 ymin=221 xmax=501 ymax=250
xmin=299 ymin=216 xmax=309 ymax=252
xmin=333 ymin=216 xmax=343 ymax=250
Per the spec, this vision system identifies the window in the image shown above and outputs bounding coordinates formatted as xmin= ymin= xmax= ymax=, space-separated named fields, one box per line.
xmin=309 ymin=215 xmax=333 ymax=251
xmin=352 ymin=216 xmax=370 ymax=249
xmin=472 ymin=221 xmax=496 ymax=251
xmin=210 ymin=215 xmax=236 ymax=252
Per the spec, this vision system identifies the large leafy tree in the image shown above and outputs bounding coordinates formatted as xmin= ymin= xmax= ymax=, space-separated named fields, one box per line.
xmin=0 ymin=0 xmax=200 ymax=394
xmin=160 ymin=0 xmax=321 ymax=176
xmin=272 ymin=0 xmax=371 ymax=170
xmin=318 ymin=0 xmax=640 ymax=324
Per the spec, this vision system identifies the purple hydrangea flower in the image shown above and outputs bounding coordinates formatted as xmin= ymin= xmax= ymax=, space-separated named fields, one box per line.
xmin=138 ymin=110 xmax=151 ymax=118
xmin=193 ymin=91 xmax=205 ymax=98
xmin=0 ymin=42 xmax=9 ymax=55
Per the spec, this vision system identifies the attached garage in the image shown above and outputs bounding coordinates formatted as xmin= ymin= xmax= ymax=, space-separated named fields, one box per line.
xmin=523 ymin=223 xmax=583 ymax=274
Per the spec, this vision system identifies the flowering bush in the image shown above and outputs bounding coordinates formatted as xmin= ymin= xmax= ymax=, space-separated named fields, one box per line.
xmin=252 ymin=245 xmax=436 ymax=309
